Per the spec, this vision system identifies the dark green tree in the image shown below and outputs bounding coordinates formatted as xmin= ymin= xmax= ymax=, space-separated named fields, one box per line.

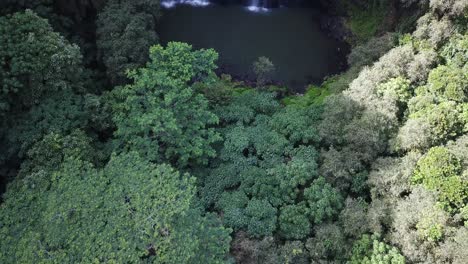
xmin=96 ymin=0 xmax=161 ymax=84
xmin=245 ymin=199 xmax=278 ymax=238
xmin=112 ymin=42 xmax=221 ymax=168
xmin=0 ymin=152 xmax=231 ymax=263
xmin=6 ymin=90 xmax=88 ymax=160
xmin=279 ymin=204 xmax=311 ymax=239
xmin=304 ymin=177 xmax=344 ymax=224
xmin=0 ymin=10 xmax=83 ymax=115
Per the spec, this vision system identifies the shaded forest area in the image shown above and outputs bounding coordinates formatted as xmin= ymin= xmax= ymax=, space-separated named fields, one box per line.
xmin=0 ymin=0 xmax=467 ymax=263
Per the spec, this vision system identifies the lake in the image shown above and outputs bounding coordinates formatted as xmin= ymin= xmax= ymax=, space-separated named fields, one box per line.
xmin=158 ymin=1 xmax=347 ymax=92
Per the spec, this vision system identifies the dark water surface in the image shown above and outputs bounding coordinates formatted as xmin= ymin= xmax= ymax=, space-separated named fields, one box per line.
xmin=158 ymin=5 xmax=347 ymax=91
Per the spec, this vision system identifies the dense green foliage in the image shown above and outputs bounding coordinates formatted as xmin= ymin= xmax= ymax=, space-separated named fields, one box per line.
xmin=198 ymin=90 xmax=325 ymax=240
xmin=97 ymin=0 xmax=161 ymax=84
xmin=412 ymin=146 xmax=467 ymax=211
xmin=0 ymin=10 xmax=83 ymax=115
xmin=346 ymin=0 xmax=388 ymax=42
xmin=111 ymin=42 xmax=220 ymax=168
xmin=0 ymin=152 xmax=231 ymax=263
xmin=0 ymin=0 xmax=467 ymax=263
xmin=349 ymin=234 xmax=406 ymax=264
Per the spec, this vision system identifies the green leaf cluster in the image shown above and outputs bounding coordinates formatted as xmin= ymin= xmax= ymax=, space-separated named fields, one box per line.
xmin=413 ymin=146 xmax=468 ymax=211
xmin=112 ymin=42 xmax=221 ymax=168
xmin=349 ymin=234 xmax=406 ymax=264
xmin=0 ymin=152 xmax=231 ymax=263
xmin=0 ymin=10 xmax=82 ymax=115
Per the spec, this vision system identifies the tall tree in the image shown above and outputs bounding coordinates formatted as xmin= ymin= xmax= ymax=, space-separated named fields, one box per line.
xmin=0 ymin=10 xmax=83 ymax=116
xmin=96 ymin=0 xmax=161 ymax=85
xmin=112 ymin=42 xmax=220 ymax=168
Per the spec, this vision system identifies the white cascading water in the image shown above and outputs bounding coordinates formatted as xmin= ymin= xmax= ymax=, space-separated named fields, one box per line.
xmin=247 ymin=0 xmax=269 ymax=12
xmin=161 ymin=0 xmax=270 ymax=12
xmin=161 ymin=0 xmax=210 ymax=9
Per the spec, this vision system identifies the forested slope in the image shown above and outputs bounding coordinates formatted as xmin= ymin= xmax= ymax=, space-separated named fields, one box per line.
xmin=0 ymin=0 xmax=467 ymax=263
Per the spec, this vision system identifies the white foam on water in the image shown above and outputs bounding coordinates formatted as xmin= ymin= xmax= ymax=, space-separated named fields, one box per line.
xmin=246 ymin=0 xmax=269 ymax=13
xmin=161 ymin=0 xmax=270 ymax=12
xmin=246 ymin=6 xmax=269 ymax=12
xmin=161 ymin=0 xmax=210 ymax=9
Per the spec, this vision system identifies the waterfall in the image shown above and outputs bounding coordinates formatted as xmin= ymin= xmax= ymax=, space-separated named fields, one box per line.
xmin=160 ymin=0 xmax=272 ymax=12
xmin=161 ymin=0 xmax=210 ymax=9
xmin=247 ymin=0 xmax=269 ymax=12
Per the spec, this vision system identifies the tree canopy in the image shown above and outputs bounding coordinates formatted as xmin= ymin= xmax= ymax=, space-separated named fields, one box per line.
xmin=0 ymin=1 xmax=468 ymax=263
xmin=111 ymin=42 xmax=221 ymax=168
xmin=0 ymin=152 xmax=231 ymax=263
